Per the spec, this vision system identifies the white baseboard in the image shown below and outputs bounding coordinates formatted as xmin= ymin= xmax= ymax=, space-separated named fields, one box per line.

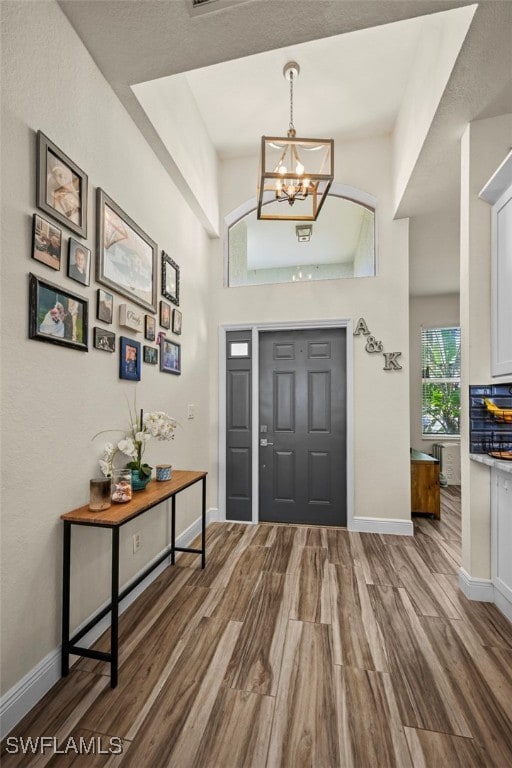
xmin=494 ymin=587 xmax=512 ymax=623
xmin=0 ymin=511 xmax=216 ymax=740
xmin=458 ymin=567 xmax=494 ymax=602
xmin=349 ymin=517 xmax=414 ymax=536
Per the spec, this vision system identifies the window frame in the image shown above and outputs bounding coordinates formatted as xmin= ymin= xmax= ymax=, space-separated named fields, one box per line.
xmin=421 ymin=325 xmax=461 ymax=439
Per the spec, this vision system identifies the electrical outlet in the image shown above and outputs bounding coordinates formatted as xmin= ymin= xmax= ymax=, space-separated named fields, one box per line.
xmin=133 ymin=532 xmax=142 ymax=553
xmin=187 ymin=404 xmax=195 ymax=420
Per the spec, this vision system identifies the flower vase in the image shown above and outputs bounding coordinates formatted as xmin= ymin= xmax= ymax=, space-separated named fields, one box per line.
xmin=130 ymin=468 xmax=151 ymax=491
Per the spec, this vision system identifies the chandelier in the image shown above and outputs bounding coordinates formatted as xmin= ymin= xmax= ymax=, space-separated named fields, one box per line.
xmin=257 ymin=61 xmax=334 ymax=221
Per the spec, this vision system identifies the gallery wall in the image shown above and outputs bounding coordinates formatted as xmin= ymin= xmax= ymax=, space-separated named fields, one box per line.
xmin=0 ymin=0 xmax=212 ymax=696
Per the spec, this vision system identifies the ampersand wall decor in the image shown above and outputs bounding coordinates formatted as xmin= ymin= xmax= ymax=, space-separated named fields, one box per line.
xmin=353 ymin=317 xmax=403 ymax=371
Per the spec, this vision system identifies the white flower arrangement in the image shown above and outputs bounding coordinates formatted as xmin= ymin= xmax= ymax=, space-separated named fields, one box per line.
xmin=95 ymin=404 xmax=177 ymax=479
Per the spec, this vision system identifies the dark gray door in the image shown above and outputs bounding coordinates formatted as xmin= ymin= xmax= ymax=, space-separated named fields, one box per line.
xmin=225 ymin=331 xmax=252 ymax=521
xmin=259 ymin=328 xmax=346 ymax=526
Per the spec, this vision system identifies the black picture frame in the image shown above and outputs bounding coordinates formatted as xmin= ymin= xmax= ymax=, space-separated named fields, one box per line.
xmin=32 ymin=213 xmax=62 ymax=271
xmin=67 ymin=238 xmax=91 ymax=286
xmin=161 ymin=252 xmax=179 ymax=306
xmin=36 ymin=131 xmax=88 ymax=238
xmin=172 ymin=308 xmax=182 ymax=335
xmin=119 ymin=336 xmax=141 ymax=381
xmin=93 ymin=327 xmax=115 ymax=352
xmin=96 ymin=188 xmax=157 ymax=313
xmin=159 ymin=300 xmax=171 ymax=329
xmin=97 ymin=289 xmax=113 ymax=324
xmin=160 ymin=337 xmax=181 ymax=375
xmin=145 ymin=314 xmax=156 ymax=341
xmin=143 ymin=345 xmax=158 ymax=365
xmin=28 ymin=272 xmax=88 ymax=351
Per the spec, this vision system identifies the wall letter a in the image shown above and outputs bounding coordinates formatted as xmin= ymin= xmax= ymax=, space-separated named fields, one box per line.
xmin=353 ymin=317 xmax=370 ymax=336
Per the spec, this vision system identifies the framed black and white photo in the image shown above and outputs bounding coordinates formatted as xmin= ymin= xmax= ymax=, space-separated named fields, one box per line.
xmin=160 ymin=336 xmax=181 ymax=375
xmin=67 ymin=238 xmax=91 ymax=286
xmin=119 ymin=336 xmax=141 ymax=381
xmin=159 ymin=300 xmax=171 ymax=329
xmin=36 ymin=131 xmax=88 ymax=238
xmin=143 ymin=346 xmax=158 ymax=365
xmin=97 ymin=288 xmax=113 ymax=324
xmin=145 ymin=314 xmax=156 ymax=341
xmin=161 ymin=252 xmax=179 ymax=306
xmin=32 ymin=213 xmax=62 ymax=271
xmin=94 ymin=327 xmax=115 ymax=352
xmin=96 ymin=188 xmax=157 ymax=313
xmin=29 ymin=272 xmax=88 ymax=351
xmin=172 ymin=308 xmax=182 ymax=335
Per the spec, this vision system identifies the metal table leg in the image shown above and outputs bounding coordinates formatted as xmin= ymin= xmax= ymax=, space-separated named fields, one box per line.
xmin=61 ymin=521 xmax=71 ymax=677
xmin=110 ymin=526 xmax=120 ymax=688
xmin=201 ymin=476 xmax=206 ymax=569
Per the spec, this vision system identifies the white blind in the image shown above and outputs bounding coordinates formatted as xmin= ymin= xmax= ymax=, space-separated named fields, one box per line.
xmin=421 ymin=327 xmax=461 ymax=436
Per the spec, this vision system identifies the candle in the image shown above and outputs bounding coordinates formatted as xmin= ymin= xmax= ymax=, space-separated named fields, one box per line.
xmin=89 ymin=478 xmax=112 ymax=511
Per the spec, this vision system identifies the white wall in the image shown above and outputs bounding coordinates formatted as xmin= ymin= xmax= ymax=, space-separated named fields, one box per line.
xmin=409 ymin=294 xmax=460 ymax=453
xmin=460 ymin=113 xmax=512 ymax=579
xmin=0 ymin=1 xmax=212 ymax=695
xmin=210 ymin=135 xmax=411 ymax=523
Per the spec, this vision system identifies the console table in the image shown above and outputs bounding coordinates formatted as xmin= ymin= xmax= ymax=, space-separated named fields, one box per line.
xmin=410 ymin=450 xmax=440 ymax=518
xmin=61 ymin=469 xmax=207 ymax=688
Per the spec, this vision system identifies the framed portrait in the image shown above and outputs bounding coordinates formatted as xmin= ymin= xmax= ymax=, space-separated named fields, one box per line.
xmin=36 ymin=131 xmax=88 ymax=238
xmin=94 ymin=327 xmax=115 ymax=352
xmin=28 ymin=272 xmax=88 ymax=351
xmin=162 ymin=252 xmax=179 ymax=306
xmin=67 ymin=238 xmax=91 ymax=286
xmin=159 ymin=300 xmax=171 ymax=329
xmin=143 ymin=345 xmax=158 ymax=365
xmin=145 ymin=314 xmax=156 ymax=341
xmin=119 ymin=336 xmax=141 ymax=381
xmin=160 ymin=337 xmax=181 ymax=375
xmin=172 ymin=308 xmax=182 ymax=335
xmin=97 ymin=288 xmax=113 ymax=324
xmin=32 ymin=213 xmax=62 ymax=271
xmin=96 ymin=188 xmax=157 ymax=313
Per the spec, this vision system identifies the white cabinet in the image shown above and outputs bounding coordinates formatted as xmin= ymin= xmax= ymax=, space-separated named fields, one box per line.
xmin=491 ymin=467 xmax=512 ymax=621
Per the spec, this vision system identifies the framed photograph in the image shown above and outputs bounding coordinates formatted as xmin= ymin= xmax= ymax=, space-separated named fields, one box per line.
xmin=119 ymin=336 xmax=141 ymax=381
xmin=97 ymin=288 xmax=113 ymax=324
xmin=32 ymin=214 xmax=62 ymax=271
xmin=143 ymin=346 xmax=158 ymax=365
xmin=28 ymin=272 xmax=88 ymax=351
xmin=159 ymin=300 xmax=171 ymax=329
xmin=145 ymin=314 xmax=156 ymax=341
xmin=36 ymin=131 xmax=88 ymax=238
xmin=94 ymin=327 xmax=115 ymax=352
xmin=160 ymin=337 xmax=181 ymax=375
xmin=67 ymin=238 xmax=91 ymax=286
xmin=162 ymin=252 xmax=179 ymax=306
xmin=172 ymin=308 xmax=182 ymax=335
xmin=96 ymin=188 xmax=157 ymax=313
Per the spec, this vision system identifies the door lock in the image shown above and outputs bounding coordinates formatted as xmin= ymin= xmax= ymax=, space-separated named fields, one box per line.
xmin=260 ymin=438 xmax=274 ymax=447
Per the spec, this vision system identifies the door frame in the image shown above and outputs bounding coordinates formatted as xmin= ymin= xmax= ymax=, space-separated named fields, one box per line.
xmin=218 ymin=319 xmax=354 ymax=529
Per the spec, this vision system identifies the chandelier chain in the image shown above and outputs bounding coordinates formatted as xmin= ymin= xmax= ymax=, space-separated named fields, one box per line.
xmin=289 ymin=71 xmax=294 ymax=131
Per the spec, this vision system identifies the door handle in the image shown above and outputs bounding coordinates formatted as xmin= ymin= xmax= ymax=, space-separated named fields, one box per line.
xmin=260 ymin=439 xmax=274 ymax=446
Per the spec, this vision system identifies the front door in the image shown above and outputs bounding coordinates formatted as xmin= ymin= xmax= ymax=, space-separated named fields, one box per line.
xmin=259 ymin=328 xmax=347 ymax=526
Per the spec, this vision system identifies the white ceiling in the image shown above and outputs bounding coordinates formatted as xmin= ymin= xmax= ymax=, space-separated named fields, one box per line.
xmin=59 ymin=0 xmax=512 ymax=296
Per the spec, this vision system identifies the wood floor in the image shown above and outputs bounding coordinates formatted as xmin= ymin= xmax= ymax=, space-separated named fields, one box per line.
xmin=3 ymin=487 xmax=512 ymax=767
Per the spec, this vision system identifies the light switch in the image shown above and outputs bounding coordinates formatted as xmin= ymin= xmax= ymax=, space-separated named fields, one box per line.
xmin=187 ymin=404 xmax=195 ymax=419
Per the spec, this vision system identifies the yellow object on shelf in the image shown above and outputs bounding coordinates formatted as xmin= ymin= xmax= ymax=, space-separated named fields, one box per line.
xmin=483 ymin=398 xmax=512 ymax=423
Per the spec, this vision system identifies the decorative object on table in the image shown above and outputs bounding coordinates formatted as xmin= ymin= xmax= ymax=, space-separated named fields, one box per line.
xmin=89 ymin=477 xmax=112 ymax=511
xmin=172 ymin=308 xmax=182 ymax=335
xmin=256 ymin=62 xmax=333 ymax=222
xmin=156 ymin=464 xmax=173 ymax=481
xmin=28 ymin=272 xmax=88 ymax=351
xmin=94 ymin=401 xmax=178 ymax=491
xmin=119 ymin=336 xmax=141 ymax=381
xmin=159 ymin=300 xmax=171 ymax=329
xmin=36 ymin=130 xmax=88 ymax=237
xmin=119 ymin=303 xmax=144 ymax=333
xmin=161 ymin=252 xmax=179 ymax=306
xmin=97 ymin=288 xmax=113 ymax=324
xmin=111 ymin=468 xmax=132 ymax=503
xmin=145 ymin=314 xmax=156 ymax=341
xmin=32 ymin=213 xmax=62 ymax=271
xmin=93 ymin=326 xmax=115 ymax=352
xmin=67 ymin=238 xmax=91 ymax=286
xmin=143 ymin=345 xmax=158 ymax=365
xmin=96 ymin=188 xmax=157 ymax=313
xmin=160 ymin=336 xmax=181 ymax=375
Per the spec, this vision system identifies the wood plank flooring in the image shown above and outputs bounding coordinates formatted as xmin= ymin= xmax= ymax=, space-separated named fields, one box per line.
xmin=3 ymin=486 xmax=512 ymax=767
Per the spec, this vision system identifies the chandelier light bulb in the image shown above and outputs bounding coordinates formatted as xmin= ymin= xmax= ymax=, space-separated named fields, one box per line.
xmin=279 ymin=165 xmax=287 ymax=175
xmin=296 ymin=162 xmax=304 ymax=176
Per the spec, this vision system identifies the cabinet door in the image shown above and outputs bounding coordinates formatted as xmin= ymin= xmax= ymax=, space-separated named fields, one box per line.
xmin=492 ymin=184 xmax=512 ymax=376
xmin=491 ymin=469 xmax=512 ymax=606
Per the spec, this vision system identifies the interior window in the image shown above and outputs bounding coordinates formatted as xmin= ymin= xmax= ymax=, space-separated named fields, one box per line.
xmin=227 ymin=195 xmax=375 ymax=287
xmin=421 ymin=326 xmax=461 ymax=437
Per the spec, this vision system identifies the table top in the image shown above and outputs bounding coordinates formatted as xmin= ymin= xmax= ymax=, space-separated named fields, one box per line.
xmin=410 ymin=450 xmax=438 ymax=463
xmin=61 ymin=469 xmax=207 ymax=526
